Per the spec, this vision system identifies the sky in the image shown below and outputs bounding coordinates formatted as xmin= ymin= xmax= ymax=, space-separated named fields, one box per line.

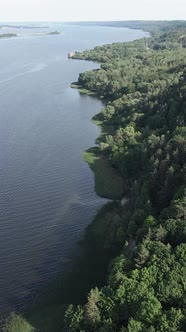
xmin=0 ymin=0 xmax=186 ymax=22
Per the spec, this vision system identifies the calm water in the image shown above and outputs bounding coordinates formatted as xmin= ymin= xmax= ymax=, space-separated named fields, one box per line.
xmin=0 ymin=23 xmax=147 ymax=317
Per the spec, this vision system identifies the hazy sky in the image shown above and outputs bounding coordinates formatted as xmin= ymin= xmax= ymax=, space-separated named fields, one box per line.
xmin=0 ymin=0 xmax=186 ymax=22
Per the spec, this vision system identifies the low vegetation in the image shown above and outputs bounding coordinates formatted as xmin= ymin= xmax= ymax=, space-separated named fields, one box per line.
xmin=3 ymin=313 xmax=34 ymax=332
xmin=0 ymin=33 xmax=17 ymax=38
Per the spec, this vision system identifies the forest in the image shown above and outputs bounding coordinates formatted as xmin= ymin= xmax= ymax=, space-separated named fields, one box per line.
xmin=3 ymin=21 xmax=186 ymax=332
xmin=64 ymin=22 xmax=186 ymax=332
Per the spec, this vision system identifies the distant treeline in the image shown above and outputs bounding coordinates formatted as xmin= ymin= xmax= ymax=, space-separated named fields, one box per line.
xmin=0 ymin=33 xmax=17 ymax=38
xmin=67 ymin=20 xmax=186 ymax=35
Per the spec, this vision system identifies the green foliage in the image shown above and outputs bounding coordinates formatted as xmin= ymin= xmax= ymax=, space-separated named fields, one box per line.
xmin=64 ymin=305 xmax=85 ymax=332
xmin=3 ymin=313 xmax=34 ymax=332
xmin=84 ymin=288 xmax=101 ymax=328
xmin=65 ymin=21 xmax=186 ymax=332
xmin=83 ymin=148 xmax=124 ymax=199
xmin=0 ymin=33 xmax=17 ymax=38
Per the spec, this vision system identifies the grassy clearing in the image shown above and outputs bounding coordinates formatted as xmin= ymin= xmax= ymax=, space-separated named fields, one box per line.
xmin=71 ymin=83 xmax=123 ymax=200
xmin=70 ymin=82 xmax=97 ymax=96
xmin=70 ymin=82 xmax=79 ymax=88
xmin=83 ymin=147 xmax=124 ymax=200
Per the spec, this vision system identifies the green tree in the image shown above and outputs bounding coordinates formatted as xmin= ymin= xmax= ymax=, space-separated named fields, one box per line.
xmin=3 ymin=313 xmax=34 ymax=332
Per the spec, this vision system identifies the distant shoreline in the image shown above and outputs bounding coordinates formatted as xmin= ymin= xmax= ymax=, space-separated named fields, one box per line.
xmin=0 ymin=31 xmax=61 ymax=39
xmin=0 ymin=24 xmax=49 ymax=29
xmin=0 ymin=33 xmax=17 ymax=39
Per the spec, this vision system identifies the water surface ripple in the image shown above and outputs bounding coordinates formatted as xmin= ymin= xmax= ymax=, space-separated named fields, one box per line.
xmin=0 ymin=24 xmax=148 ymax=316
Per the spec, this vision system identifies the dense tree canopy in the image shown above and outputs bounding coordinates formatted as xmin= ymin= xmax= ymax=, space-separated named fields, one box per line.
xmin=66 ymin=22 xmax=186 ymax=332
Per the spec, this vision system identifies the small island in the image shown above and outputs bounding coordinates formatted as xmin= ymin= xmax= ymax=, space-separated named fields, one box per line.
xmin=0 ymin=33 xmax=17 ymax=39
xmin=46 ymin=31 xmax=60 ymax=35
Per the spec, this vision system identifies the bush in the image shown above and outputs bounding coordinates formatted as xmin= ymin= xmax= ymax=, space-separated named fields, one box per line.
xmin=3 ymin=313 xmax=34 ymax=332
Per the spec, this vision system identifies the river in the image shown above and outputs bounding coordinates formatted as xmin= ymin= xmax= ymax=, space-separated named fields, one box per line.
xmin=0 ymin=23 xmax=148 ymax=317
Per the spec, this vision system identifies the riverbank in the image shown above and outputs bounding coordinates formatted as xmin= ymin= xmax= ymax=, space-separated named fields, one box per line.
xmin=83 ymin=147 xmax=124 ymax=199
xmin=71 ymin=83 xmax=125 ymax=199
xmin=71 ymin=82 xmax=97 ymax=96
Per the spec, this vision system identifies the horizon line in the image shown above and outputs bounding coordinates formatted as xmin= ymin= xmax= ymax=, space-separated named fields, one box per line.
xmin=0 ymin=19 xmax=186 ymax=23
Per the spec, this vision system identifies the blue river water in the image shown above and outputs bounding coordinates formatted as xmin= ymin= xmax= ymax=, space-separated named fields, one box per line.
xmin=0 ymin=23 xmax=147 ymax=317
